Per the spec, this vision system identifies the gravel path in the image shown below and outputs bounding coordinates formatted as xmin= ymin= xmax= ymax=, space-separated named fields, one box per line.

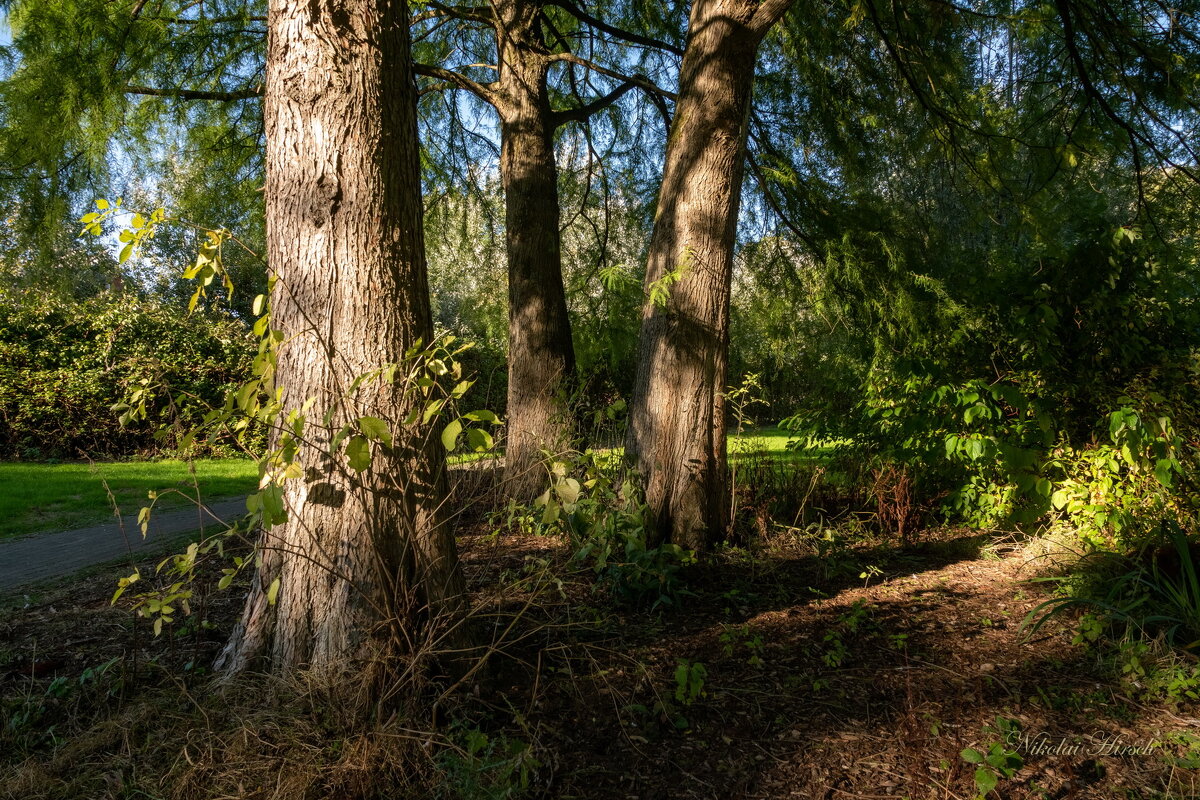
xmin=0 ymin=498 xmax=247 ymax=592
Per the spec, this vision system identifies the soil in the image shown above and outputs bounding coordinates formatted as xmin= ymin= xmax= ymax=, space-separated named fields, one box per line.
xmin=2 ymin=523 xmax=1198 ymax=799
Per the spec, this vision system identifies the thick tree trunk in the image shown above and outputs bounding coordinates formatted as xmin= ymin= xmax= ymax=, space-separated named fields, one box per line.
xmin=216 ymin=0 xmax=465 ymax=686
xmin=496 ymin=0 xmax=577 ymax=501
xmin=626 ymin=0 xmax=792 ymax=551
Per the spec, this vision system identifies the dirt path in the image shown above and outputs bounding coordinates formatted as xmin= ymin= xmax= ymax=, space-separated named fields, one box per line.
xmin=0 ymin=498 xmax=246 ymax=592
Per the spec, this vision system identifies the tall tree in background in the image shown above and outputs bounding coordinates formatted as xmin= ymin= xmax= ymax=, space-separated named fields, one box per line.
xmin=415 ymin=0 xmax=677 ymax=499
xmin=626 ymin=0 xmax=793 ymax=550
xmin=215 ymin=0 xmax=465 ymax=684
xmin=0 ymin=0 xmax=679 ymax=498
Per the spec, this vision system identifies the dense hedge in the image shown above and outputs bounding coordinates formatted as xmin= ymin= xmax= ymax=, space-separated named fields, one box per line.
xmin=0 ymin=289 xmax=253 ymax=459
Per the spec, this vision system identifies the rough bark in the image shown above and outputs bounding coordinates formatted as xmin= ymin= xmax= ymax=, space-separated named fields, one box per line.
xmin=626 ymin=0 xmax=794 ymax=551
xmin=495 ymin=0 xmax=577 ymax=501
xmin=418 ymin=2 xmax=675 ymax=501
xmin=215 ymin=0 xmax=465 ymax=686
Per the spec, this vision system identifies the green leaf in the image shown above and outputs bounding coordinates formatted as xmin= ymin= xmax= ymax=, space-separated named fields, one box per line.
xmin=974 ymin=767 xmax=998 ymax=796
xmin=466 ymin=427 xmax=493 ymax=452
xmin=96 ymin=198 xmax=109 ymax=210
xmin=218 ymin=574 xmax=234 ymax=590
xmin=346 ymin=435 xmax=372 ymax=472
xmin=260 ymin=484 xmax=286 ymax=524
xmin=422 ymin=398 xmax=445 ymax=424
xmin=554 ymin=477 xmax=581 ymax=505
xmin=945 ymin=434 xmax=959 ymax=458
xmin=267 ymin=576 xmax=281 ymax=606
xmin=358 ymin=416 xmax=392 ymax=447
xmin=464 ymin=409 xmax=499 ymax=424
xmin=965 ymin=437 xmax=985 ymax=460
xmin=441 ymin=419 xmax=462 ymax=451
xmin=540 ymin=497 xmax=560 ymax=525
xmin=961 ymin=748 xmax=984 ymax=764
xmin=1155 ymin=458 xmax=1175 ymax=487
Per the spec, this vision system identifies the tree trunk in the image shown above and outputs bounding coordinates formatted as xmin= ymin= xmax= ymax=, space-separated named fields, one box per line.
xmin=626 ymin=0 xmax=793 ymax=551
xmin=496 ymin=0 xmax=577 ymax=501
xmin=216 ymin=0 xmax=465 ymax=688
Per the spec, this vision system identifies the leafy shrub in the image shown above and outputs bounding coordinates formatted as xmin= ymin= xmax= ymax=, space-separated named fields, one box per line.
xmin=1026 ymin=521 xmax=1200 ymax=651
xmin=781 ymin=224 xmax=1200 ymax=540
xmin=534 ymin=451 xmax=695 ymax=608
xmin=0 ymin=287 xmax=253 ymax=459
xmin=437 ymin=724 xmax=540 ymax=800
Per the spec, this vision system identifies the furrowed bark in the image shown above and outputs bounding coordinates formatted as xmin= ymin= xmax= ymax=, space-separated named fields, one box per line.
xmin=216 ymin=0 xmax=466 ymax=688
xmin=626 ymin=0 xmax=793 ymax=551
xmin=495 ymin=0 xmax=577 ymax=501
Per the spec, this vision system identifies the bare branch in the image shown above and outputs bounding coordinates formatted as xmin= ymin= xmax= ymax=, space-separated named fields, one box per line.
xmin=546 ymin=52 xmax=675 ymax=99
xmin=413 ymin=2 xmax=494 ymax=26
xmin=550 ymin=81 xmax=638 ymax=127
xmin=413 ymin=63 xmax=498 ymax=104
xmin=546 ymin=0 xmax=684 ymax=56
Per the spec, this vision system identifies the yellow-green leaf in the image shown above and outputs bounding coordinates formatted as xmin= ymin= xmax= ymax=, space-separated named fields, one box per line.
xmin=441 ymin=418 xmax=462 ymax=451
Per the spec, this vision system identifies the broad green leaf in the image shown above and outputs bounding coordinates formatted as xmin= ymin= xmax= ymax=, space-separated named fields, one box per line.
xmin=267 ymin=576 xmax=281 ymax=606
xmin=1155 ymin=458 xmax=1175 ymax=487
xmin=466 ymin=427 xmax=493 ymax=452
xmin=944 ymin=434 xmax=959 ymax=458
xmin=974 ymin=767 xmax=998 ymax=795
xmin=346 ymin=435 xmax=372 ymax=472
xmin=358 ymin=416 xmax=392 ymax=447
xmin=423 ymin=398 xmax=445 ymax=423
xmin=965 ymin=438 xmax=985 ymax=460
xmin=260 ymin=484 xmax=286 ymax=524
xmin=961 ymin=748 xmax=984 ymax=764
xmin=541 ymin=497 xmax=560 ymax=525
xmin=554 ymin=477 xmax=581 ymax=505
xmin=441 ymin=419 xmax=462 ymax=451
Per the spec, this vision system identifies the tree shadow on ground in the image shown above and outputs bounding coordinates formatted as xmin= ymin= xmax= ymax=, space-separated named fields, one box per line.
xmin=465 ymin=531 xmax=1199 ymax=799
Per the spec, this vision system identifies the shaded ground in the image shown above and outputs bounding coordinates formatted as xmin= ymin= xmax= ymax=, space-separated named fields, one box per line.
xmin=1 ymin=522 xmax=1197 ymax=799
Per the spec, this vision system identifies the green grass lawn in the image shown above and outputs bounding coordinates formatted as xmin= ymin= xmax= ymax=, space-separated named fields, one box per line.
xmin=728 ymin=425 xmax=843 ymax=463
xmin=0 ymin=459 xmax=258 ymax=540
xmin=0 ymin=428 xmax=840 ymax=540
